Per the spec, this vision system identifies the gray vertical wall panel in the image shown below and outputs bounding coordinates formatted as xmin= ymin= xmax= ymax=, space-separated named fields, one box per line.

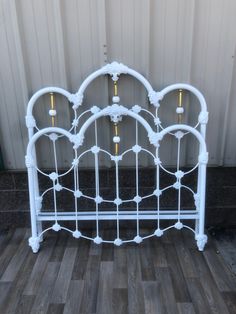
xmin=224 ymin=49 xmax=236 ymax=165
xmin=0 ymin=0 xmax=236 ymax=169
xmin=189 ymin=0 xmax=236 ymax=165
xmin=0 ymin=0 xmax=28 ymax=169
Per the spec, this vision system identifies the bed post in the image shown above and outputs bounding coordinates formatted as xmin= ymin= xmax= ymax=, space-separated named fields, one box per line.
xmin=196 ymin=153 xmax=208 ymax=251
xmin=26 ymin=154 xmax=40 ymax=253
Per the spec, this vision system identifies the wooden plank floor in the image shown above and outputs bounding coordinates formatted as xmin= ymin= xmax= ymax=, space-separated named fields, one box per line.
xmin=0 ymin=228 xmax=236 ymax=314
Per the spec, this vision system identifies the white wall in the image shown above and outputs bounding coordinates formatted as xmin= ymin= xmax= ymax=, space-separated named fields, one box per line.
xmin=0 ymin=0 xmax=236 ymax=169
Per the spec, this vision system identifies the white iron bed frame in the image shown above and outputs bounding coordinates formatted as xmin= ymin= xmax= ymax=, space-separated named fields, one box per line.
xmin=25 ymin=62 xmax=209 ymax=253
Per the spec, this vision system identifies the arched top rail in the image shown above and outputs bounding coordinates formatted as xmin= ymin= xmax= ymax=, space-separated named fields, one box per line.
xmin=76 ymin=105 xmax=207 ymax=154
xmin=26 ymin=63 xmax=208 ymax=123
xmin=26 ymin=119 xmax=207 ymax=165
xmin=26 ymin=127 xmax=72 ymax=157
xmin=77 ymin=62 xmax=158 ymax=106
xmin=26 ymin=87 xmax=72 ymax=117
xmin=159 ymin=124 xmax=207 ymax=153
xmin=159 ymin=83 xmax=208 ymax=114
xmin=77 ymin=105 xmax=153 ymax=143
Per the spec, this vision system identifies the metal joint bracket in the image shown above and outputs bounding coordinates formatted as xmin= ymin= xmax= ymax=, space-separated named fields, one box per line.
xmin=198 ymin=152 xmax=209 ymax=164
xmin=104 ymin=104 xmax=129 ymax=123
xmin=69 ymin=92 xmax=83 ymax=110
xmin=148 ymin=131 xmax=163 ymax=147
xmin=198 ymin=111 xmax=209 ymax=124
xmin=25 ymin=115 xmax=36 ymax=128
xmin=69 ymin=134 xmax=84 ymax=149
xmin=102 ymin=61 xmax=129 ymax=81
xmin=148 ymin=91 xmax=163 ymax=107
xmin=25 ymin=155 xmax=34 ymax=168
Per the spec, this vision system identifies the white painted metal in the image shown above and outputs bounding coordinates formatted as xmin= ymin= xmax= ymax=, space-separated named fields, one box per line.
xmin=26 ymin=62 xmax=208 ymax=253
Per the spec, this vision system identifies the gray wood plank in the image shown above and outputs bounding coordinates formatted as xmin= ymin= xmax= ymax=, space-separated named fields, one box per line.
xmin=113 ymin=246 xmax=128 ymax=289
xmin=101 ymin=230 xmax=115 ymax=261
xmin=24 ymin=235 xmax=57 ymax=295
xmin=160 ymin=232 xmax=172 ymax=244
xmin=96 ymin=261 xmax=113 ymax=314
xmin=139 ymin=241 xmax=156 ymax=281
xmin=203 ymin=247 xmax=236 ymax=292
xmin=89 ymin=241 xmax=102 ymax=256
xmin=174 ymin=232 xmax=198 ymax=278
xmin=0 ymin=228 xmax=26 ymax=277
xmin=142 ymin=281 xmax=166 ymax=314
xmin=0 ymin=282 xmax=12 ymax=313
xmin=177 ymin=302 xmax=196 ymax=314
xmin=214 ymin=236 xmax=236 ymax=275
xmin=14 ymin=295 xmax=35 ymax=314
xmin=155 ymin=267 xmax=177 ymax=314
xmin=127 ymin=246 xmax=145 ymax=314
xmin=30 ymin=262 xmax=60 ymax=314
xmin=112 ymin=288 xmax=128 ymax=314
xmin=152 ymin=238 xmax=168 ymax=267
xmin=71 ymin=238 xmax=90 ymax=280
xmin=49 ymin=232 xmax=69 ymax=262
xmin=0 ymin=229 xmax=29 ymax=282
xmin=164 ymin=243 xmax=191 ymax=302
xmin=222 ymin=292 xmax=236 ymax=314
xmin=51 ymin=247 xmax=77 ymax=303
xmin=63 ymin=280 xmax=84 ymax=314
xmin=79 ymin=254 xmax=101 ymax=313
xmin=186 ymin=278 xmax=212 ymax=314
xmin=47 ymin=303 xmax=64 ymax=314
xmin=2 ymin=249 xmax=36 ymax=314
xmin=181 ymin=229 xmax=196 ymax=249
xmin=191 ymin=249 xmax=230 ymax=314
xmin=101 ymin=242 xmax=114 ymax=261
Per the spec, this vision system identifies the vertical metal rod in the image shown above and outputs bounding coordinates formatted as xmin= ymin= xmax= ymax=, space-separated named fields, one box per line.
xmin=135 ymin=121 xmax=139 ymax=236
xmin=74 ymin=169 xmax=77 ymax=230
xmin=95 ymin=152 xmax=100 ymax=237
xmin=95 ymin=120 xmax=98 ymax=145
xmin=113 ymin=81 xmax=119 ymax=155
xmin=178 ymin=89 xmax=183 ymax=124
xmin=74 ymin=157 xmax=79 ymax=231
xmin=114 ymin=123 xmax=119 ymax=155
xmin=114 ymin=81 xmax=118 ymax=96
xmin=195 ymin=160 xmax=201 ymax=235
xmin=28 ymin=123 xmax=42 ymax=242
xmin=156 ymin=147 xmax=160 ymax=230
xmin=28 ymin=127 xmax=40 ymax=216
xmin=52 ymin=141 xmax=59 ymax=184
xmin=73 ymin=107 xmax=79 ymax=231
xmin=53 ymin=180 xmax=58 ymax=223
xmin=155 ymin=108 xmax=159 ymax=132
xmin=155 ymin=110 xmax=160 ymax=230
xmin=28 ymin=166 xmax=38 ymax=238
xmin=115 ymin=161 xmax=120 ymax=239
xmin=177 ymin=138 xmax=181 ymax=223
xmin=50 ymin=92 xmax=55 ymax=126
xmin=199 ymin=164 xmax=207 ymax=234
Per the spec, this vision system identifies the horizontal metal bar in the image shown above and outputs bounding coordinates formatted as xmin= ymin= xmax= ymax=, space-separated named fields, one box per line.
xmin=37 ymin=210 xmax=199 ymax=221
